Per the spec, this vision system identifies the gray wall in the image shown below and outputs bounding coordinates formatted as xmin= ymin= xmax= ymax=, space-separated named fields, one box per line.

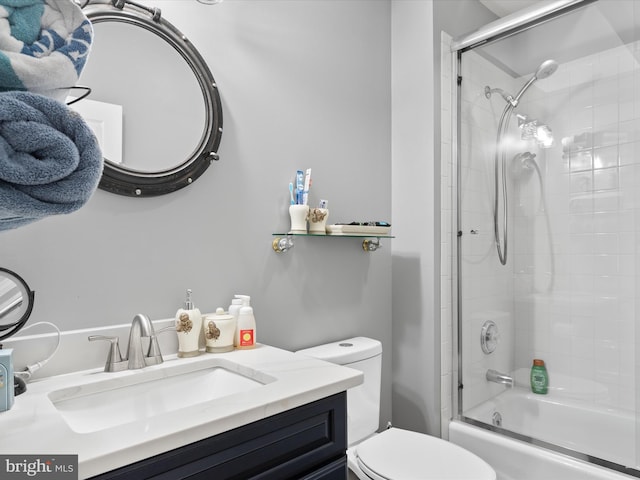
xmin=1 ymin=0 xmax=501 ymax=437
xmin=0 ymin=0 xmax=392 ymax=426
xmin=390 ymin=0 xmax=498 ymax=437
xmin=391 ymin=0 xmax=438 ymax=436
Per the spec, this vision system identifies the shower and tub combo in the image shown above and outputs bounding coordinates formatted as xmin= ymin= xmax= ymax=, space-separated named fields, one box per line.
xmin=447 ymin=1 xmax=640 ymax=479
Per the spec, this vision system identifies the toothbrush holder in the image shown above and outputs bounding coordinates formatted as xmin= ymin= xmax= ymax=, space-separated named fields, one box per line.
xmin=289 ymin=204 xmax=309 ymax=233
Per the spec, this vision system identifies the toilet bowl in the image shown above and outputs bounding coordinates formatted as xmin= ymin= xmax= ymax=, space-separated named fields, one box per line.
xmin=347 ymin=427 xmax=495 ymax=480
xmin=297 ymin=337 xmax=496 ymax=480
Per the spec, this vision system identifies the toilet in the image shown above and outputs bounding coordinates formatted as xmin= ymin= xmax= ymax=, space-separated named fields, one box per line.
xmin=297 ymin=337 xmax=496 ymax=480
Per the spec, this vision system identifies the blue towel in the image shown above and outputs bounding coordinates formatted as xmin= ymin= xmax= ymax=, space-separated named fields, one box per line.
xmin=0 ymin=91 xmax=103 ymax=231
xmin=0 ymin=0 xmax=92 ymax=102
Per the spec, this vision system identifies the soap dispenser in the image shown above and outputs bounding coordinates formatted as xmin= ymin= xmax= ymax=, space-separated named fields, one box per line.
xmin=175 ymin=289 xmax=202 ymax=358
xmin=235 ymin=295 xmax=256 ymax=350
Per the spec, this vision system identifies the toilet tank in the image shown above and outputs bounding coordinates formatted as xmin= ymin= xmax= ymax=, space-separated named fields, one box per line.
xmin=296 ymin=337 xmax=382 ymax=446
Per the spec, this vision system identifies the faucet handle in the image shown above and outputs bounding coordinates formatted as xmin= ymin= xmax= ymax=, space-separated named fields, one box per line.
xmin=88 ymin=335 xmax=128 ymax=372
xmin=145 ymin=325 xmax=175 ymax=367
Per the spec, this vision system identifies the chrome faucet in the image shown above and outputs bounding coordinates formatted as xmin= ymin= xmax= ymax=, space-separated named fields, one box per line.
xmin=486 ymin=369 xmax=514 ymax=387
xmin=126 ymin=313 xmax=158 ymax=369
xmin=90 ymin=314 xmax=172 ymax=372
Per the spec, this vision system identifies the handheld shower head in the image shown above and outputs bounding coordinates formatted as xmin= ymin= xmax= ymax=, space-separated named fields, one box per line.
xmin=535 ymin=59 xmax=558 ymax=80
xmin=486 ymin=60 xmax=558 ymax=108
xmin=513 ymin=59 xmax=558 ymax=105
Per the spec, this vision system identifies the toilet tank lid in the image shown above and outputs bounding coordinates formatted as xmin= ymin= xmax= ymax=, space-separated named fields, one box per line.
xmin=296 ymin=337 xmax=382 ymax=364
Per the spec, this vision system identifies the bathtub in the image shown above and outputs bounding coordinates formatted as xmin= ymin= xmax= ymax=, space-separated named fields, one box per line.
xmin=449 ymin=388 xmax=638 ymax=480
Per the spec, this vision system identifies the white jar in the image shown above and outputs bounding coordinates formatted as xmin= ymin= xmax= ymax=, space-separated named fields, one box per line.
xmin=203 ymin=308 xmax=236 ymax=353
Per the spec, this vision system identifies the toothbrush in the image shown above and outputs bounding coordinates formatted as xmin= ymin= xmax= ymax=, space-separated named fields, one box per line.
xmin=296 ymin=170 xmax=304 ymax=204
xmin=289 ymin=182 xmax=294 ymax=205
xmin=302 ymin=168 xmax=311 ymax=205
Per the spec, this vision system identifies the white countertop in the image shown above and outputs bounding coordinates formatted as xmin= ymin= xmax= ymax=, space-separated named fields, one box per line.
xmin=0 ymin=344 xmax=362 ymax=478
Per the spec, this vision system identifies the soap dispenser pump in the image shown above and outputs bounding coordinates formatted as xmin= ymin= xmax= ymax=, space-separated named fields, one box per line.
xmin=175 ymin=289 xmax=202 ymax=358
xmin=235 ymin=295 xmax=256 ymax=350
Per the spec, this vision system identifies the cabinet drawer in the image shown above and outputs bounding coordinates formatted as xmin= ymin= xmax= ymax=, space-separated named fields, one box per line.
xmin=91 ymin=392 xmax=347 ymax=480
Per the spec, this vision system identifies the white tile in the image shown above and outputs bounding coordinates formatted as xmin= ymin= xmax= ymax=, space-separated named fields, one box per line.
xmin=570 ymin=150 xmax=593 ymax=171
xmin=593 ymin=146 xmax=618 ymax=169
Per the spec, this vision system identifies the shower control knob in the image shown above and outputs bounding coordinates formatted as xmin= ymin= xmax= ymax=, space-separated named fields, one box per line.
xmin=481 ymin=320 xmax=500 ymax=354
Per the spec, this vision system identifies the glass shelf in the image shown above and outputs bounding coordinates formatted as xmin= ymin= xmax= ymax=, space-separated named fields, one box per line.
xmin=271 ymin=233 xmax=394 ymax=253
xmin=271 ymin=233 xmax=394 ymax=238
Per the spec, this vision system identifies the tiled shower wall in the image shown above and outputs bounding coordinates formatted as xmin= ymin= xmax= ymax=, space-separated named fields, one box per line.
xmin=441 ymin=32 xmax=639 ymax=430
xmin=513 ymin=44 xmax=639 ymax=410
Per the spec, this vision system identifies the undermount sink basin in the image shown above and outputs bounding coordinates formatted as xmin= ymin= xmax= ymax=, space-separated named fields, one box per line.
xmin=48 ymin=358 xmax=274 ymax=434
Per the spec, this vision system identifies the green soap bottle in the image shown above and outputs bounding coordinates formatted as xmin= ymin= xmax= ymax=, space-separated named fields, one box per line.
xmin=530 ymin=359 xmax=549 ymax=394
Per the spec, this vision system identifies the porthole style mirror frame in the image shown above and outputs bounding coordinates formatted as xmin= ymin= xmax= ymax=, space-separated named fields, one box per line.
xmin=81 ymin=0 xmax=223 ymax=197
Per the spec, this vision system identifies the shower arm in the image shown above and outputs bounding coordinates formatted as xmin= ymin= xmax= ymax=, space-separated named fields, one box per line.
xmin=485 ymin=86 xmax=516 ymax=107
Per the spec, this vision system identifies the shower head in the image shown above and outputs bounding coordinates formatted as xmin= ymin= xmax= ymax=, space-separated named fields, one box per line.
xmin=535 ymin=60 xmax=558 ymax=80
xmin=485 ymin=60 xmax=558 ymax=108
xmin=513 ymin=59 xmax=558 ymax=105
xmin=517 ymin=113 xmax=554 ymax=148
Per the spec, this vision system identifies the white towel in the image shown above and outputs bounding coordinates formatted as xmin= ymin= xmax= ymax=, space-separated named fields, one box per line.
xmin=0 ymin=0 xmax=93 ymax=102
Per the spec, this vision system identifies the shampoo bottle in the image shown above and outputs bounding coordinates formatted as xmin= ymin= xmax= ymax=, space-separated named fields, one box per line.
xmin=530 ymin=358 xmax=549 ymax=394
xmin=175 ymin=289 xmax=202 ymax=358
xmin=235 ymin=295 xmax=256 ymax=350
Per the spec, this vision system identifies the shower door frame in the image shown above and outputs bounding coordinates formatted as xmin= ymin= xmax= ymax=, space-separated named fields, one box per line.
xmin=451 ymin=0 xmax=639 ymax=477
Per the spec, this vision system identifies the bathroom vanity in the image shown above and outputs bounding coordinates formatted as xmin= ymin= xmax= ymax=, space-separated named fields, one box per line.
xmin=92 ymin=392 xmax=347 ymax=479
xmin=0 ymin=344 xmax=361 ymax=479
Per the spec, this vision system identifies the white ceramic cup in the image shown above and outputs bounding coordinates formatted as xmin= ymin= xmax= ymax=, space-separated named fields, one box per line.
xmin=289 ymin=204 xmax=309 ymax=233
xmin=308 ymin=208 xmax=329 ymax=234
xmin=203 ymin=312 xmax=236 ymax=353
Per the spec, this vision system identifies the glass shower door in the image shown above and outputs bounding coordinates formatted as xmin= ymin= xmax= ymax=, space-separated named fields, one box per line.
xmin=456 ymin=0 xmax=640 ymax=472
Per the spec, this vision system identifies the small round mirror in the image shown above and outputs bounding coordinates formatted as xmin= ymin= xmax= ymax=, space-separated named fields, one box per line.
xmin=75 ymin=1 xmax=223 ymax=197
xmin=0 ymin=268 xmax=35 ymax=341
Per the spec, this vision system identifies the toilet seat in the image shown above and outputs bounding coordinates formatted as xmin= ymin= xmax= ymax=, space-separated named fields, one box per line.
xmin=354 ymin=428 xmax=496 ymax=480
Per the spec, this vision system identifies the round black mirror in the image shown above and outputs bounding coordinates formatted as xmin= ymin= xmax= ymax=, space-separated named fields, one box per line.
xmin=0 ymin=268 xmax=35 ymax=341
xmin=75 ymin=1 xmax=223 ymax=197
